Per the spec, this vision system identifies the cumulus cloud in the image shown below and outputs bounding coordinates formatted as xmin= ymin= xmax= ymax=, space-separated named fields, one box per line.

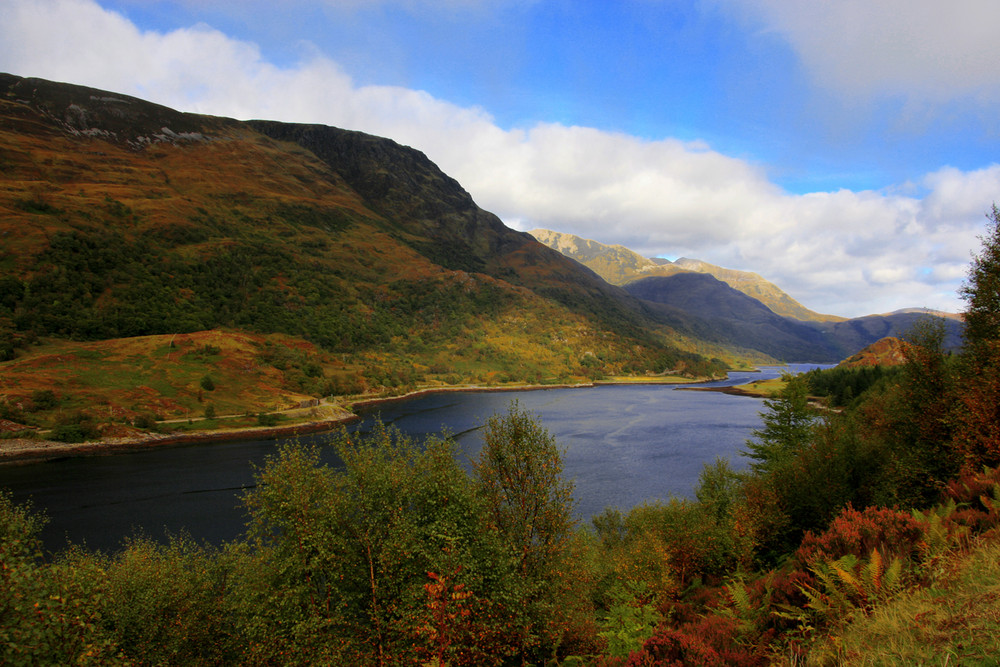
xmin=1 ymin=0 xmax=996 ymax=317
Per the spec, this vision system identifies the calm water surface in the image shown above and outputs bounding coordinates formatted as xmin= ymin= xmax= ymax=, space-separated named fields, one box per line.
xmin=0 ymin=365 xmax=825 ymax=553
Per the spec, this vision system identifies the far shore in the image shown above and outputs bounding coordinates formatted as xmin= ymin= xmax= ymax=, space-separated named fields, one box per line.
xmin=676 ymin=384 xmax=769 ymax=398
xmin=0 ymin=375 xmax=718 ymax=465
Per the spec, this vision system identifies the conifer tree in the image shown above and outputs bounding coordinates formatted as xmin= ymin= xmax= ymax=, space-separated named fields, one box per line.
xmin=742 ymin=373 xmax=817 ymax=475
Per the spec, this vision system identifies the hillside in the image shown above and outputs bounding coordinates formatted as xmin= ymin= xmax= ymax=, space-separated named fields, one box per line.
xmin=624 ymin=273 xmax=842 ymax=361
xmin=624 ymin=273 xmax=963 ymax=362
xmin=529 ymin=228 xmax=841 ymax=322
xmin=837 ymin=336 xmax=910 ymax=368
xmin=0 ymin=74 xmax=732 ymax=436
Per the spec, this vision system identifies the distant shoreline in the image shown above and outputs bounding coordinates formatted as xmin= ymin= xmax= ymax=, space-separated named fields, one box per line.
xmin=0 ymin=377 xmax=715 ymax=465
xmin=676 ymin=384 xmax=767 ymax=398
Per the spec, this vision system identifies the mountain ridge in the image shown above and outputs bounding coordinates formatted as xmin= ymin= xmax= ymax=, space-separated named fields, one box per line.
xmin=529 ymin=228 xmax=844 ymax=322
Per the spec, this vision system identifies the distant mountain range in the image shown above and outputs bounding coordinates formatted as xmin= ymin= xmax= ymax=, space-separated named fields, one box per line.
xmin=529 ymin=228 xmax=841 ymax=322
xmin=530 ymin=229 xmax=963 ymax=361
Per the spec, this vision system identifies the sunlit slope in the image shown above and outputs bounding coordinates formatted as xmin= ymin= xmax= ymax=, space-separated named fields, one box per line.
xmin=530 ymin=228 xmax=842 ymax=322
xmin=0 ymin=74 xmax=731 ymax=411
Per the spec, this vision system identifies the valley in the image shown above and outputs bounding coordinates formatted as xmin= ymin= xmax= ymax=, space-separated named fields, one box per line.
xmin=3 ymin=73 xmax=1000 ymax=667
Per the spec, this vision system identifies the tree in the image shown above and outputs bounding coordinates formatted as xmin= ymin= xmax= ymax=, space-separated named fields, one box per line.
xmin=473 ymin=401 xmax=579 ymax=655
xmin=742 ymin=373 xmax=817 ymax=476
xmin=886 ymin=318 xmax=960 ymax=505
xmin=954 ymin=205 xmax=1000 ymax=469
xmin=475 ymin=402 xmax=576 ymax=577
xmin=960 ymin=204 xmax=1000 ymax=352
xmin=243 ymin=424 xmax=520 ymax=665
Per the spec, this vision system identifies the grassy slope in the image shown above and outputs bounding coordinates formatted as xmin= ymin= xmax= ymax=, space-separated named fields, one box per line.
xmin=802 ymin=530 xmax=1000 ymax=666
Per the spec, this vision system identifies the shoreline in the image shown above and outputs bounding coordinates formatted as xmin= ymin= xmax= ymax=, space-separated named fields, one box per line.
xmin=0 ymin=377 xmax=712 ymax=465
xmin=675 ymin=384 xmax=767 ymax=398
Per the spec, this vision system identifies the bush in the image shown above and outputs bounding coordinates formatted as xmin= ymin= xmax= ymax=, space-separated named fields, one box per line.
xmin=29 ymin=389 xmax=59 ymax=411
xmin=794 ymin=505 xmax=928 ymax=567
xmin=132 ymin=413 xmax=160 ymax=431
xmin=49 ymin=411 xmax=99 ymax=443
xmin=256 ymin=412 xmax=279 ymax=426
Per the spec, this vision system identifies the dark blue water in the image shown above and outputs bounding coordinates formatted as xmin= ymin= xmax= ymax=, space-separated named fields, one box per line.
xmin=0 ymin=365 xmax=825 ymax=553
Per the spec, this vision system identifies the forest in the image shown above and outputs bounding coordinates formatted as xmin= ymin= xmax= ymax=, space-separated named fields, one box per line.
xmin=3 ymin=211 xmax=1000 ymax=665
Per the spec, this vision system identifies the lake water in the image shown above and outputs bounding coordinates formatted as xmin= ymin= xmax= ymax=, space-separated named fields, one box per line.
xmin=0 ymin=365 xmax=825 ymax=553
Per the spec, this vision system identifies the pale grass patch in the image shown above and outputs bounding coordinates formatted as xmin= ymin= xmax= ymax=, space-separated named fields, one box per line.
xmin=802 ymin=532 xmax=1000 ymax=666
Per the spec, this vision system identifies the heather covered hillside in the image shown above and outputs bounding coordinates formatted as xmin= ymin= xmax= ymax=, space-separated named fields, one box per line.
xmin=0 ymin=74 xmax=734 ymax=436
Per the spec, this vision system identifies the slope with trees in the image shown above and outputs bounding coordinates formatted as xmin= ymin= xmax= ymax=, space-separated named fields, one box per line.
xmin=0 ymin=74 xmax=732 ymax=440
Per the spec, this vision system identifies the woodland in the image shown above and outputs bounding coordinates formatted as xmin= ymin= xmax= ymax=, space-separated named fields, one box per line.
xmin=3 ymin=211 xmax=1000 ymax=665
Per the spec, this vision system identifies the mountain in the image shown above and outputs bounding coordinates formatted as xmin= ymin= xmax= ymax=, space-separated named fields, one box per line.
xmin=0 ymin=74 xmax=737 ymax=429
xmin=529 ymin=228 xmax=841 ymax=322
xmin=624 ymin=274 xmax=845 ymax=361
xmin=624 ymin=274 xmax=964 ymax=362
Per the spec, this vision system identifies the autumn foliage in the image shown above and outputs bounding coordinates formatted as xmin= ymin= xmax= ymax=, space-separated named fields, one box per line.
xmin=4 ymin=208 xmax=1000 ymax=663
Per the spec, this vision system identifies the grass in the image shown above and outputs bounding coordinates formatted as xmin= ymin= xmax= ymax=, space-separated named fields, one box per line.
xmin=802 ymin=530 xmax=1000 ymax=666
xmin=732 ymin=377 xmax=788 ymax=397
xmin=0 ymin=330 xmax=316 ymax=427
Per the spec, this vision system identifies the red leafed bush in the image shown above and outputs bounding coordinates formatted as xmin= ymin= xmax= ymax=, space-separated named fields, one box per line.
xmin=624 ymin=615 xmax=766 ymax=667
xmin=794 ymin=505 xmax=927 ymax=567
xmin=941 ymin=466 xmax=1000 ymax=531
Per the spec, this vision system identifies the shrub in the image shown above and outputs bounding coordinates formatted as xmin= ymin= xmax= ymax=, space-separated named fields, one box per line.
xmin=50 ymin=411 xmax=99 ymax=443
xmin=256 ymin=412 xmax=279 ymax=427
xmin=29 ymin=389 xmax=60 ymax=411
xmin=795 ymin=505 xmax=927 ymax=567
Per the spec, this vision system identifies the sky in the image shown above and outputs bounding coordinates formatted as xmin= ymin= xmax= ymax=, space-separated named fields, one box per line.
xmin=3 ymin=0 xmax=1000 ymax=318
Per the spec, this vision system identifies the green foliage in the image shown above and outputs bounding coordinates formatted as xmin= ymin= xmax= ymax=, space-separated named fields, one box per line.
xmin=81 ymin=537 xmax=230 ymax=665
xmin=49 ymin=410 xmax=99 ymax=443
xmin=742 ymin=373 xmax=817 ymax=476
xmin=953 ymin=206 xmax=1000 ymax=470
xmin=29 ymin=388 xmax=60 ymax=411
xmin=804 ymin=364 xmax=901 ymax=407
xmin=695 ymin=456 xmax=742 ymax=523
xmin=243 ymin=425 xmax=523 ymax=664
xmin=256 ymin=412 xmax=279 ymax=426
xmin=200 ymin=374 xmax=216 ymax=391
xmin=0 ymin=491 xmax=120 ymax=665
xmin=475 ymin=401 xmax=576 ymax=580
xmin=797 ymin=549 xmax=906 ymax=622
xmin=960 ymin=204 xmax=1000 ymax=352
xmin=473 ymin=401 xmax=582 ymax=656
xmin=596 ymin=582 xmax=661 ymax=658
xmin=132 ymin=412 xmax=160 ymax=431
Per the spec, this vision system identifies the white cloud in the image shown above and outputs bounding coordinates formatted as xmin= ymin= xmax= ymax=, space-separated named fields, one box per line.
xmin=1 ymin=0 xmax=995 ymax=317
xmin=724 ymin=0 xmax=1000 ymax=102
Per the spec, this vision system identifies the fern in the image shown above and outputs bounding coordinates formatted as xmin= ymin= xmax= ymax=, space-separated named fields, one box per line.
xmin=797 ymin=548 xmax=908 ymax=627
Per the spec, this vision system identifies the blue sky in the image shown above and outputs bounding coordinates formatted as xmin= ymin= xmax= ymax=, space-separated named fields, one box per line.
xmin=4 ymin=0 xmax=1000 ymax=317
